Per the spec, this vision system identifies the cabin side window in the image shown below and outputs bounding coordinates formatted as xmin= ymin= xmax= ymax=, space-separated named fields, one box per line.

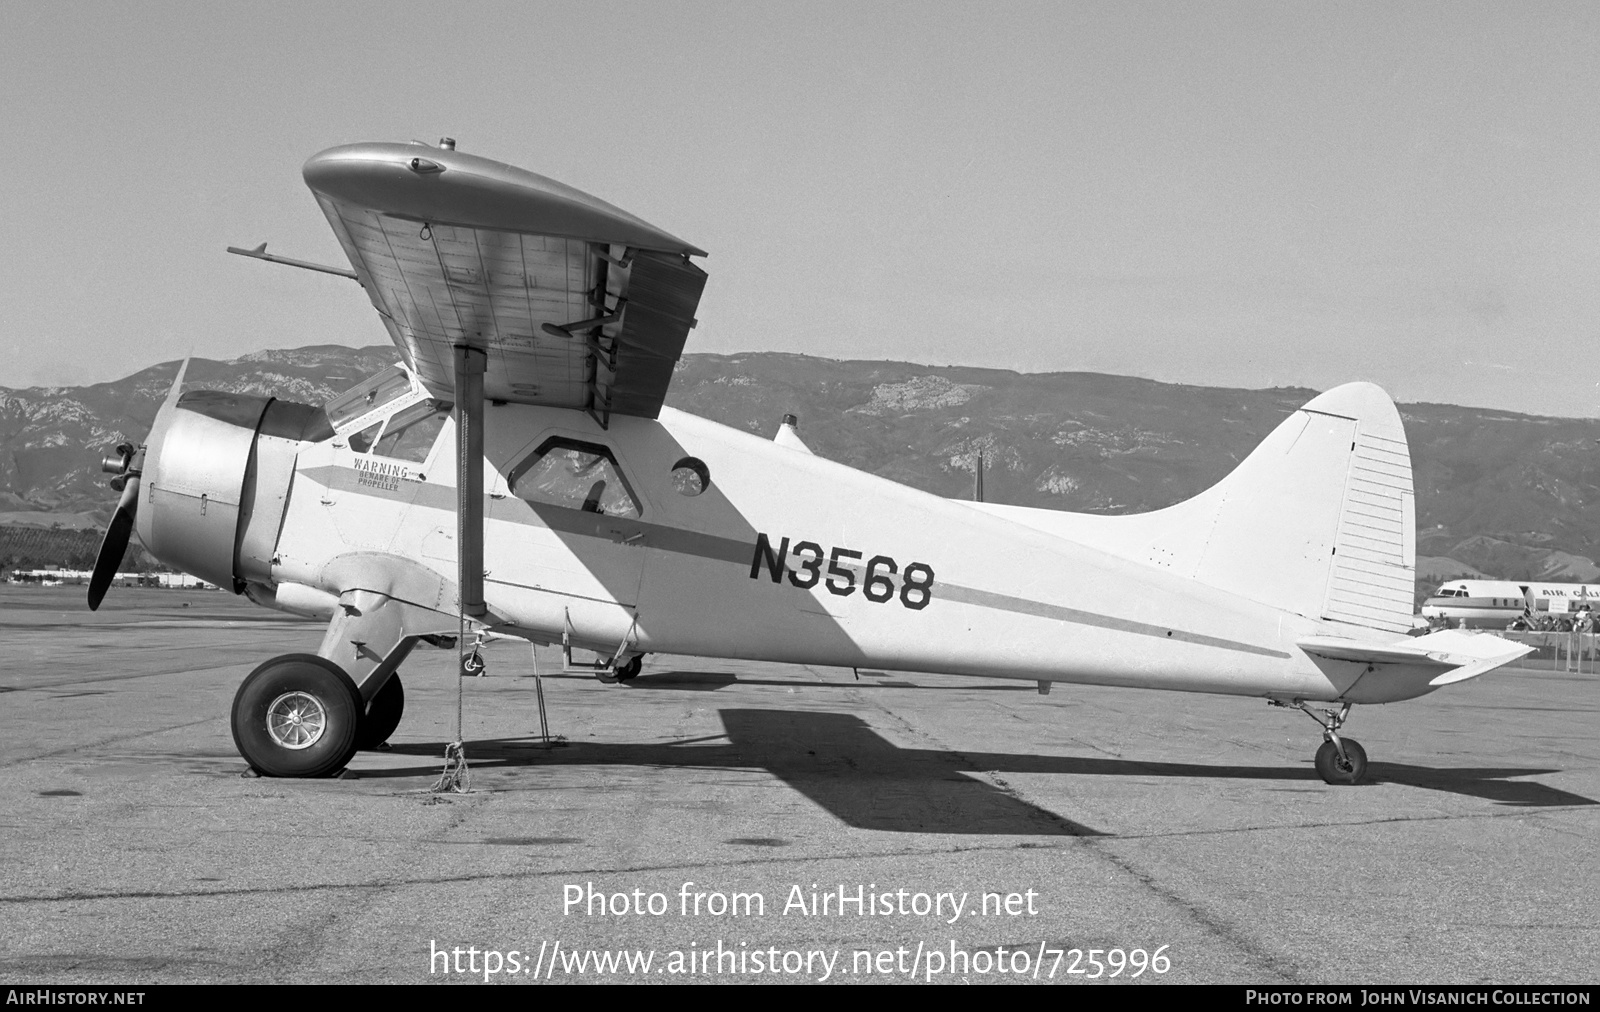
xmin=508 ymin=438 xmax=642 ymax=518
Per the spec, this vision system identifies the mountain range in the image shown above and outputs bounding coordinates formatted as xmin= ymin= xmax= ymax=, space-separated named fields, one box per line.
xmin=5 ymin=345 xmax=1599 ymax=604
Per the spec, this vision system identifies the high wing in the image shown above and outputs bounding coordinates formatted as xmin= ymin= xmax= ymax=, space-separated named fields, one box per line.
xmin=303 ymin=141 xmax=707 ymax=422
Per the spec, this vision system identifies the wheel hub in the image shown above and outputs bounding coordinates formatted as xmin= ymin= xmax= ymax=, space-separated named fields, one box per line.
xmin=266 ymin=691 xmax=327 ymax=749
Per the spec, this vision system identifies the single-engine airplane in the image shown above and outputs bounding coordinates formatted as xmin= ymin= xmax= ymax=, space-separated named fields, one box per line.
xmin=89 ymin=139 xmax=1533 ymax=786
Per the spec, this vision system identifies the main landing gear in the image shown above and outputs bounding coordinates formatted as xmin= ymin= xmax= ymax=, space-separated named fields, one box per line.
xmin=1272 ymin=700 xmax=1369 ymax=785
xmin=232 ymin=654 xmax=406 ymax=777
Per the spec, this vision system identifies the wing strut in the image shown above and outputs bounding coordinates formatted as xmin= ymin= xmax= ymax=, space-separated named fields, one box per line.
xmin=436 ymin=342 xmax=486 ymax=794
xmin=454 ymin=343 xmax=487 ymax=624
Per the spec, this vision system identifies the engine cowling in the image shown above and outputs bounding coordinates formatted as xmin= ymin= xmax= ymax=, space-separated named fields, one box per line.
xmin=136 ymin=391 xmax=332 ymax=591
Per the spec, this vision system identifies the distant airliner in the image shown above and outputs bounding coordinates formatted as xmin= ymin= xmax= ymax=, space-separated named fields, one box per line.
xmin=1421 ymin=579 xmax=1600 ymax=629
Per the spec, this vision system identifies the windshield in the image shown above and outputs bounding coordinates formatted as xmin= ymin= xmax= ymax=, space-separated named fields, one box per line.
xmin=371 ymin=400 xmax=450 ymax=462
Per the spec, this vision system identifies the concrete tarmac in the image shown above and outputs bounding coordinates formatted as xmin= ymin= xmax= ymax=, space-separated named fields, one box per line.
xmin=1 ymin=586 xmax=1595 ymax=985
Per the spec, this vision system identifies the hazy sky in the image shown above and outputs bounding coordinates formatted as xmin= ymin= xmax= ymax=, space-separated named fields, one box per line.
xmin=3 ymin=2 xmax=1597 ymax=415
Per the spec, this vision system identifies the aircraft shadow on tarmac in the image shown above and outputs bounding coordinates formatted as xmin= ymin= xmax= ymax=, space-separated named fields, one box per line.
xmin=377 ymin=709 xmax=1098 ymax=836
xmin=366 ymin=710 xmax=1596 ymax=834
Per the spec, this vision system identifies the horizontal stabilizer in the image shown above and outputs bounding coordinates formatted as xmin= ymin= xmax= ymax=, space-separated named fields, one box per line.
xmin=1297 ymin=630 xmax=1533 ymax=686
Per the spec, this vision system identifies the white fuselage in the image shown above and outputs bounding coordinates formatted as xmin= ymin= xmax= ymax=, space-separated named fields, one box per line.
xmin=265 ymin=403 xmax=1416 ymax=705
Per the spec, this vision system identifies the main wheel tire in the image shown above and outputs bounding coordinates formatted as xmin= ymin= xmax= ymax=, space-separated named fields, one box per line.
xmin=1314 ymin=738 xmax=1369 ymax=785
xmin=355 ymin=674 xmax=405 ymax=751
xmin=232 ymin=654 xmax=363 ymax=778
xmin=614 ymin=655 xmax=643 ymax=682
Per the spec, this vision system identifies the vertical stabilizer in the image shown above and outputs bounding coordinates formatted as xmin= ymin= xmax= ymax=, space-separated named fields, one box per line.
xmin=1163 ymin=382 xmax=1416 ymax=633
xmin=969 ymin=382 xmax=1416 ymax=634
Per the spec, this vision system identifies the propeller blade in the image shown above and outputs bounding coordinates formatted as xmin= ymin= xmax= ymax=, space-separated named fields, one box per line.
xmin=87 ymin=476 xmax=140 ymax=611
xmin=86 ymin=357 xmax=188 ymax=612
xmin=163 ymin=356 xmax=190 ymax=410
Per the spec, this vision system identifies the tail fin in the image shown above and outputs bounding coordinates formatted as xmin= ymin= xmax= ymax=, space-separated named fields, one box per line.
xmin=977 ymin=382 xmax=1417 ymax=633
xmin=1169 ymin=382 xmax=1415 ymax=632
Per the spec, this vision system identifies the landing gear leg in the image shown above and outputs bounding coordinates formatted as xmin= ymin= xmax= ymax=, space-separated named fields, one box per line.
xmin=1272 ymin=700 xmax=1369 ymax=785
xmin=313 ymin=587 xmax=458 ymax=753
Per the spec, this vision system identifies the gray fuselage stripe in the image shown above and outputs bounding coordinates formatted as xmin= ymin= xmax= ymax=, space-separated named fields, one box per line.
xmin=933 ymin=584 xmax=1290 ymax=658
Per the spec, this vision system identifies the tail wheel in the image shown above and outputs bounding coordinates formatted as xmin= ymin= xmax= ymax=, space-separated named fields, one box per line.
xmin=1314 ymin=738 xmax=1368 ymax=785
xmin=356 ymin=674 xmax=405 ymax=751
xmin=594 ymin=655 xmax=643 ymax=684
xmin=232 ymin=654 xmax=362 ymax=777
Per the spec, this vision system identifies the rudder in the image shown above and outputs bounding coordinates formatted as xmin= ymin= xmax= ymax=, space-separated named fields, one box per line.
xmin=1314 ymin=385 xmax=1415 ymax=632
xmin=1170 ymin=382 xmax=1415 ymax=632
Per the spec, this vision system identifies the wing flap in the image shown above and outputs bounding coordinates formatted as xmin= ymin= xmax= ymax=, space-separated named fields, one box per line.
xmin=607 ymin=250 xmax=707 ymax=417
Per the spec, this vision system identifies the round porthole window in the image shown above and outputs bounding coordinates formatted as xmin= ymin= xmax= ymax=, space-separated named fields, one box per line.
xmin=671 ymin=456 xmax=710 ymax=497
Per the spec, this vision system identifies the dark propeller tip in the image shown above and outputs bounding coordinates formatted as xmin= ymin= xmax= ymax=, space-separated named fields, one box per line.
xmin=87 ymin=477 xmax=140 ymax=612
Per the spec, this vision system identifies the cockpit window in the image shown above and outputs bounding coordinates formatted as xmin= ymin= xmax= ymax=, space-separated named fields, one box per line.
xmin=348 ymin=421 xmax=383 ymax=454
xmin=507 ymin=438 xmax=641 ymax=518
xmin=326 ymin=365 xmax=414 ymax=430
xmin=372 ymin=400 xmax=449 ymax=462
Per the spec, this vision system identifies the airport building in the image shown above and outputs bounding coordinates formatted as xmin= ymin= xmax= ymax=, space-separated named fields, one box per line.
xmin=6 ymin=569 xmax=217 ymax=590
